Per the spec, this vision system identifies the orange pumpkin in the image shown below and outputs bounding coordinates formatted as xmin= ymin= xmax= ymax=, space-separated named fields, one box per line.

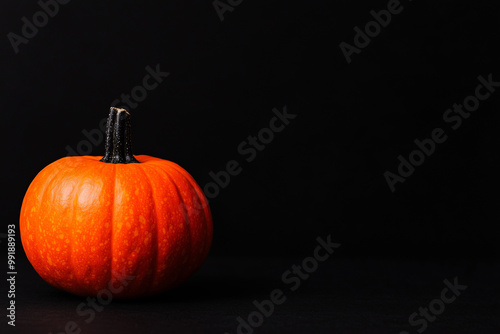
xmin=20 ymin=107 xmax=212 ymax=298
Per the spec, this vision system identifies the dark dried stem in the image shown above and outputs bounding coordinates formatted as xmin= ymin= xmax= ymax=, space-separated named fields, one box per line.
xmin=100 ymin=107 xmax=139 ymax=164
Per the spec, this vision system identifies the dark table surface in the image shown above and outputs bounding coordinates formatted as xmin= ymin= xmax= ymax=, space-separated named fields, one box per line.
xmin=3 ymin=255 xmax=499 ymax=334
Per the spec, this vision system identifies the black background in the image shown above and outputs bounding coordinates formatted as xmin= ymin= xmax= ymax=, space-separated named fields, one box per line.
xmin=1 ymin=0 xmax=499 ymax=333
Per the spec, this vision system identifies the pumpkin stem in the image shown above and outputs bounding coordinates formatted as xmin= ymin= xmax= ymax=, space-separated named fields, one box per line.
xmin=100 ymin=107 xmax=139 ymax=164
xmin=100 ymin=108 xmax=117 ymax=163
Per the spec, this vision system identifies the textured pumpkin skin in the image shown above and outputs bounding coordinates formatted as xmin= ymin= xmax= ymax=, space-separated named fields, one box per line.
xmin=20 ymin=155 xmax=212 ymax=298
